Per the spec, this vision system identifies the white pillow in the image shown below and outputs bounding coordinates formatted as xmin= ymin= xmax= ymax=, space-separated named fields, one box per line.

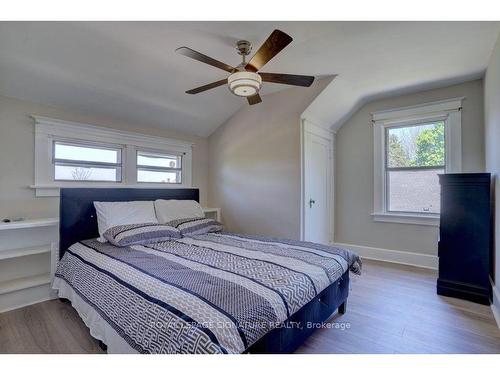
xmin=154 ymin=199 xmax=204 ymax=224
xmin=93 ymin=201 xmax=158 ymax=242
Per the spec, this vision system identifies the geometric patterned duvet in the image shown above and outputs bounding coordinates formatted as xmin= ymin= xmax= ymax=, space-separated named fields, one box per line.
xmin=54 ymin=233 xmax=361 ymax=354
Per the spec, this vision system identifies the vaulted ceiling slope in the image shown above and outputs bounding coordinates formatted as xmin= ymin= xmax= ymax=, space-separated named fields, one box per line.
xmin=0 ymin=22 xmax=499 ymax=137
xmin=303 ymin=22 xmax=500 ymax=131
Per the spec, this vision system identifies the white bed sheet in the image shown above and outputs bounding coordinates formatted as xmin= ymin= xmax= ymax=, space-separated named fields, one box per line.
xmin=52 ymin=277 xmax=138 ymax=354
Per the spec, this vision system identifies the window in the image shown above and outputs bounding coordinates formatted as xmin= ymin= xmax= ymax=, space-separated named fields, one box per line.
xmin=53 ymin=141 xmax=122 ymax=182
xmin=33 ymin=116 xmax=193 ymax=197
xmin=386 ymin=121 xmax=444 ymax=214
xmin=372 ymin=98 xmax=463 ymax=226
xmin=136 ymin=151 xmax=182 ymax=184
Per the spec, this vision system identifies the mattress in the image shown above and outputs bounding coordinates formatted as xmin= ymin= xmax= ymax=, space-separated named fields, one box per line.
xmin=52 ymin=233 xmax=360 ymax=354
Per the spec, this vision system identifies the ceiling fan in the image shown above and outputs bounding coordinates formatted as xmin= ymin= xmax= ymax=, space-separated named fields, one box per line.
xmin=176 ymin=29 xmax=315 ymax=105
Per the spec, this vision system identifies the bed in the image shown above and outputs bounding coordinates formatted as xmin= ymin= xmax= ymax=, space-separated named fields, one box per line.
xmin=53 ymin=188 xmax=360 ymax=354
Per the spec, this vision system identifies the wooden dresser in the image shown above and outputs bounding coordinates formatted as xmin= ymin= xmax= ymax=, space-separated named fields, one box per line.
xmin=437 ymin=173 xmax=493 ymax=305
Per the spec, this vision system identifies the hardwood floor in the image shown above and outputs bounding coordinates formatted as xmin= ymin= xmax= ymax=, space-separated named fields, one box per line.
xmin=1 ymin=259 xmax=499 ymax=354
xmin=296 ymin=260 xmax=500 ymax=354
xmin=0 ymin=296 xmax=103 ymax=354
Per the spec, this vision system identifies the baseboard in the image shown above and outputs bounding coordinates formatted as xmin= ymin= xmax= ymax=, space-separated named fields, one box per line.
xmin=333 ymin=242 xmax=438 ymax=270
xmin=491 ymin=280 xmax=500 ymax=330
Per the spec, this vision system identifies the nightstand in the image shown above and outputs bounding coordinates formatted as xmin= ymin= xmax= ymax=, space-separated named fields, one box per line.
xmin=202 ymin=207 xmax=221 ymax=222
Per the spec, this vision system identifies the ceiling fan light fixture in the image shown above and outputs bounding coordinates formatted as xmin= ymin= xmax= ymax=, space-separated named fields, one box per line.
xmin=178 ymin=30 xmax=315 ymax=105
xmin=227 ymin=71 xmax=262 ymax=97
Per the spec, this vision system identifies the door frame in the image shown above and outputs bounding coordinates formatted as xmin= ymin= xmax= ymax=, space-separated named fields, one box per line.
xmin=300 ymin=117 xmax=335 ymax=243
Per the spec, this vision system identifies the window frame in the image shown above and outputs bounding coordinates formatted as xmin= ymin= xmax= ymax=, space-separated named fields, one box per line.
xmin=136 ymin=149 xmax=183 ymax=184
xmin=384 ymin=120 xmax=446 ymax=215
xmin=52 ymin=140 xmax=124 ymax=183
xmin=372 ymin=97 xmax=463 ymax=226
xmin=32 ymin=116 xmax=193 ymax=197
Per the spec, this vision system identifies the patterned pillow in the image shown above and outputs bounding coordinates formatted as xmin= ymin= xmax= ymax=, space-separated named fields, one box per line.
xmin=166 ymin=217 xmax=223 ymax=236
xmin=103 ymin=223 xmax=181 ymax=247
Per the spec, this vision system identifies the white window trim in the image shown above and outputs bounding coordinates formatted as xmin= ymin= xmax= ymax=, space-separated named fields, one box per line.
xmin=52 ymin=139 xmax=124 ymax=182
xmin=31 ymin=116 xmax=194 ymax=197
xmin=136 ymin=149 xmax=183 ymax=184
xmin=372 ymin=97 xmax=464 ymax=226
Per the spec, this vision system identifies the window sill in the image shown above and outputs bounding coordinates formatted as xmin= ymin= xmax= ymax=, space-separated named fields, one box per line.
xmin=371 ymin=212 xmax=440 ymax=226
xmin=29 ymin=184 xmax=193 ymax=197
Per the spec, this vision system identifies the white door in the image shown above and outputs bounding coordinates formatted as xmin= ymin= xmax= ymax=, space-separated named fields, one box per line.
xmin=304 ymin=130 xmax=332 ymax=244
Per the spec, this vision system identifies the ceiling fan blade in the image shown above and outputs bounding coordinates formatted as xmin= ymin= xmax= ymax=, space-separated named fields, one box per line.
xmin=176 ymin=47 xmax=235 ymax=73
xmin=186 ymin=79 xmax=227 ymax=94
xmin=247 ymin=94 xmax=262 ymax=105
xmin=245 ymin=30 xmax=293 ymax=73
xmin=259 ymin=72 xmax=315 ymax=87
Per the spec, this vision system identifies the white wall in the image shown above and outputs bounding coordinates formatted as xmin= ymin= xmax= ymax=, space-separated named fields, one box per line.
xmin=484 ymin=34 xmax=500 ymax=321
xmin=207 ymin=78 xmax=332 ymax=239
xmin=335 ymin=80 xmax=485 ymax=257
xmin=0 ymin=94 xmax=209 ymax=220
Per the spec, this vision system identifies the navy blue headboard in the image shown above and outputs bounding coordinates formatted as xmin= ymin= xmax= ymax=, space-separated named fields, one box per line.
xmin=59 ymin=188 xmax=199 ymax=259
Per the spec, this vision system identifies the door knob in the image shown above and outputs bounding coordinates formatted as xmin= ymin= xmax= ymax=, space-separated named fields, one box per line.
xmin=309 ymin=199 xmax=316 ymax=208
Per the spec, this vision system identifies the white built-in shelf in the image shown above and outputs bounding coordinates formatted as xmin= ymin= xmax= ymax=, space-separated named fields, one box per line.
xmin=0 ymin=217 xmax=58 ymax=231
xmin=0 ymin=218 xmax=58 ymax=312
xmin=0 ymin=245 xmax=52 ymax=261
xmin=0 ymin=273 xmax=51 ymax=295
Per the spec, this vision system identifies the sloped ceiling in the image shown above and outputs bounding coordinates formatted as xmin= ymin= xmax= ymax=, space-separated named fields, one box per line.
xmin=302 ymin=22 xmax=500 ymax=130
xmin=0 ymin=22 xmax=499 ymax=137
